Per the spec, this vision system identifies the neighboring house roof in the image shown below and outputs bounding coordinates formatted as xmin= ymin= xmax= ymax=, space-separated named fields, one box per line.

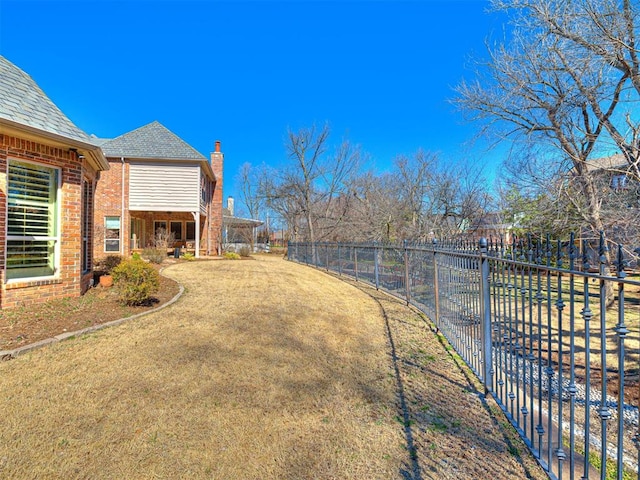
xmin=584 ymin=153 xmax=628 ymax=173
xmin=470 ymin=212 xmax=514 ymax=232
xmin=100 ymin=121 xmax=206 ymax=160
xmin=223 ymin=215 xmax=264 ymax=227
xmin=0 ymin=56 xmax=108 ymax=171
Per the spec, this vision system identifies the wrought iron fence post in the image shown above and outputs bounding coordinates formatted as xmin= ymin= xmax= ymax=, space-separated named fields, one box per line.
xmin=325 ymin=242 xmax=330 ymax=271
xmin=374 ymin=242 xmax=380 ymax=290
xmin=597 ymin=231 xmax=612 ymax=478
xmin=614 ymin=243 xmax=628 ymax=480
xmin=432 ymin=238 xmax=440 ymax=331
xmin=479 ymin=237 xmax=493 ymax=395
xmin=354 ymin=245 xmax=359 ymax=282
xmin=404 ymin=239 xmax=410 ymax=305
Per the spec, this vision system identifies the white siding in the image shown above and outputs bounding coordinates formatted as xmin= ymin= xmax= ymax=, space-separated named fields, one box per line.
xmin=129 ymin=162 xmax=200 ymax=211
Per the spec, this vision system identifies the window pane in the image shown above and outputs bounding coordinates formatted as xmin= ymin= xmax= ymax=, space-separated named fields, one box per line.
xmin=170 ymin=221 xmax=182 ymax=240
xmin=8 ymin=162 xmax=57 ymax=237
xmin=105 ymin=217 xmax=120 ymax=229
xmin=7 ymin=161 xmax=58 ymax=279
xmin=6 ymin=240 xmax=55 ymax=279
xmin=186 ymin=221 xmax=196 ymax=241
xmin=105 ymin=239 xmax=120 ymax=252
xmin=154 ymin=221 xmax=167 ymax=234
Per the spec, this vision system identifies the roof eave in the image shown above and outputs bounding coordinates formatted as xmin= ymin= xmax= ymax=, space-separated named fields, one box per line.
xmin=223 ymin=215 xmax=264 ymax=227
xmin=0 ymin=117 xmax=109 ymax=171
xmin=104 ymin=155 xmax=215 ymax=180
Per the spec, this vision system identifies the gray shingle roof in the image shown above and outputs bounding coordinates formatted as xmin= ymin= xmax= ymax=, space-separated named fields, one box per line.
xmin=100 ymin=121 xmax=206 ymax=160
xmin=0 ymin=56 xmax=92 ymax=144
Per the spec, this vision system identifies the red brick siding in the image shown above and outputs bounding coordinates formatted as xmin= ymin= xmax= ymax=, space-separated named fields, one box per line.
xmin=96 ymin=154 xmax=223 ymax=257
xmin=93 ymin=158 xmax=129 ymax=259
xmin=0 ymin=133 xmax=100 ymax=309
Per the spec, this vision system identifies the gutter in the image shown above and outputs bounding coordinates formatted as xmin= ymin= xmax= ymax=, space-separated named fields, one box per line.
xmin=0 ymin=118 xmax=110 ymax=171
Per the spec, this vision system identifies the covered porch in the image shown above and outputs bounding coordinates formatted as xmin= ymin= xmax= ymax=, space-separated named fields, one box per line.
xmin=223 ymin=215 xmax=264 ymax=253
xmin=129 ymin=211 xmax=214 ymax=257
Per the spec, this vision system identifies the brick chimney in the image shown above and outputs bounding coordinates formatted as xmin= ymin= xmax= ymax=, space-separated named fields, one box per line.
xmin=210 ymin=140 xmax=224 ymax=254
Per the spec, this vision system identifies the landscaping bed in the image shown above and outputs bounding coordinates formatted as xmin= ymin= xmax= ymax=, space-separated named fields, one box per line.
xmin=0 ymin=266 xmax=180 ymax=351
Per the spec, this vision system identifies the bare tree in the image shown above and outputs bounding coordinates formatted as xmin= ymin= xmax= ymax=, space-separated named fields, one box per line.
xmin=394 ymin=150 xmax=435 ymax=240
xmin=236 ymin=162 xmax=264 ymax=220
xmin=262 ymin=124 xmax=361 ymax=244
xmin=393 ymin=151 xmax=491 ymax=241
xmin=335 ymin=151 xmax=491 ymax=243
xmin=347 ymin=171 xmax=404 ymax=242
xmin=454 ymin=0 xmax=637 ymax=246
xmin=492 ymin=0 xmax=640 ymax=180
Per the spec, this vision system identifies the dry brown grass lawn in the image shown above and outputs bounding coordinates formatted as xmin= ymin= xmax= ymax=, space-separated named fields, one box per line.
xmin=0 ymin=255 xmax=547 ymax=479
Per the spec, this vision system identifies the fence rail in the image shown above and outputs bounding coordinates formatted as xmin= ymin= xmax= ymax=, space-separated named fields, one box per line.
xmin=288 ymin=237 xmax=640 ymax=480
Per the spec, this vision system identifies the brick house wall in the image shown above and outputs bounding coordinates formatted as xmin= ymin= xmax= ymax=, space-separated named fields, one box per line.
xmin=93 ymin=142 xmax=223 ymax=258
xmin=93 ymin=158 xmax=129 ymax=260
xmin=0 ymin=133 xmax=100 ymax=308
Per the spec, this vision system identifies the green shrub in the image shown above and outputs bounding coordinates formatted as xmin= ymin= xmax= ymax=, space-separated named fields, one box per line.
xmin=132 ymin=252 xmax=142 ymax=261
xmin=238 ymin=246 xmax=251 ymax=257
xmin=142 ymin=248 xmax=166 ymax=264
xmin=111 ymin=258 xmax=160 ymax=306
xmin=182 ymin=252 xmax=195 ymax=261
xmin=223 ymin=252 xmax=241 ymax=260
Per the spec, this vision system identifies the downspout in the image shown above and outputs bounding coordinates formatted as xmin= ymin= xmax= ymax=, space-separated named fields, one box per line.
xmin=121 ymin=157 xmax=125 ymax=255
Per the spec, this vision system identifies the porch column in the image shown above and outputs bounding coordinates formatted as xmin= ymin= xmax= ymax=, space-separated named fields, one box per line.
xmin=192 ymin=212 xmax=200 ymax=258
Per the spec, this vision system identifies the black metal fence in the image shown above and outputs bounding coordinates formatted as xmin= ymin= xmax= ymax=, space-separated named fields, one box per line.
xmin=288 ymin=236 xmax=640 ymax=480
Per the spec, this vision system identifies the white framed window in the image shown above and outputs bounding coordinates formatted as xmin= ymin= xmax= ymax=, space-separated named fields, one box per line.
xmin=104 ymin=216 xmax=121 ymax=252
xmin=6 ymin=160 xmax=60 ymax=280
xmin=170 ymin=221 xmax=183 ymax=241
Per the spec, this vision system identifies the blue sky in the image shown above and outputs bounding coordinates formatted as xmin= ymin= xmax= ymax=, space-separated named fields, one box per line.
xmin=0 ymin=0 xmax=506 ymax=214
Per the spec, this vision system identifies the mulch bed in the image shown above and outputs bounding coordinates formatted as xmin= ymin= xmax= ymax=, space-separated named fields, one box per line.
xmin=0 ymin=266 xmax=181 ymax=351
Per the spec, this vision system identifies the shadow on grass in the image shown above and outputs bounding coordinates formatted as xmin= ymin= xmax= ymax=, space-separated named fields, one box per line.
xmin=429 ymin=322 xmax=544 ymax=480
xmin=370 ymin=295 xmax=422 ymax=480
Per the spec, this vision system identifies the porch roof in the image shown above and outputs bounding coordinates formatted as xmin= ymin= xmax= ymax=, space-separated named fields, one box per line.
xmin=223 ymin=215 xmax=264 ymax=227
